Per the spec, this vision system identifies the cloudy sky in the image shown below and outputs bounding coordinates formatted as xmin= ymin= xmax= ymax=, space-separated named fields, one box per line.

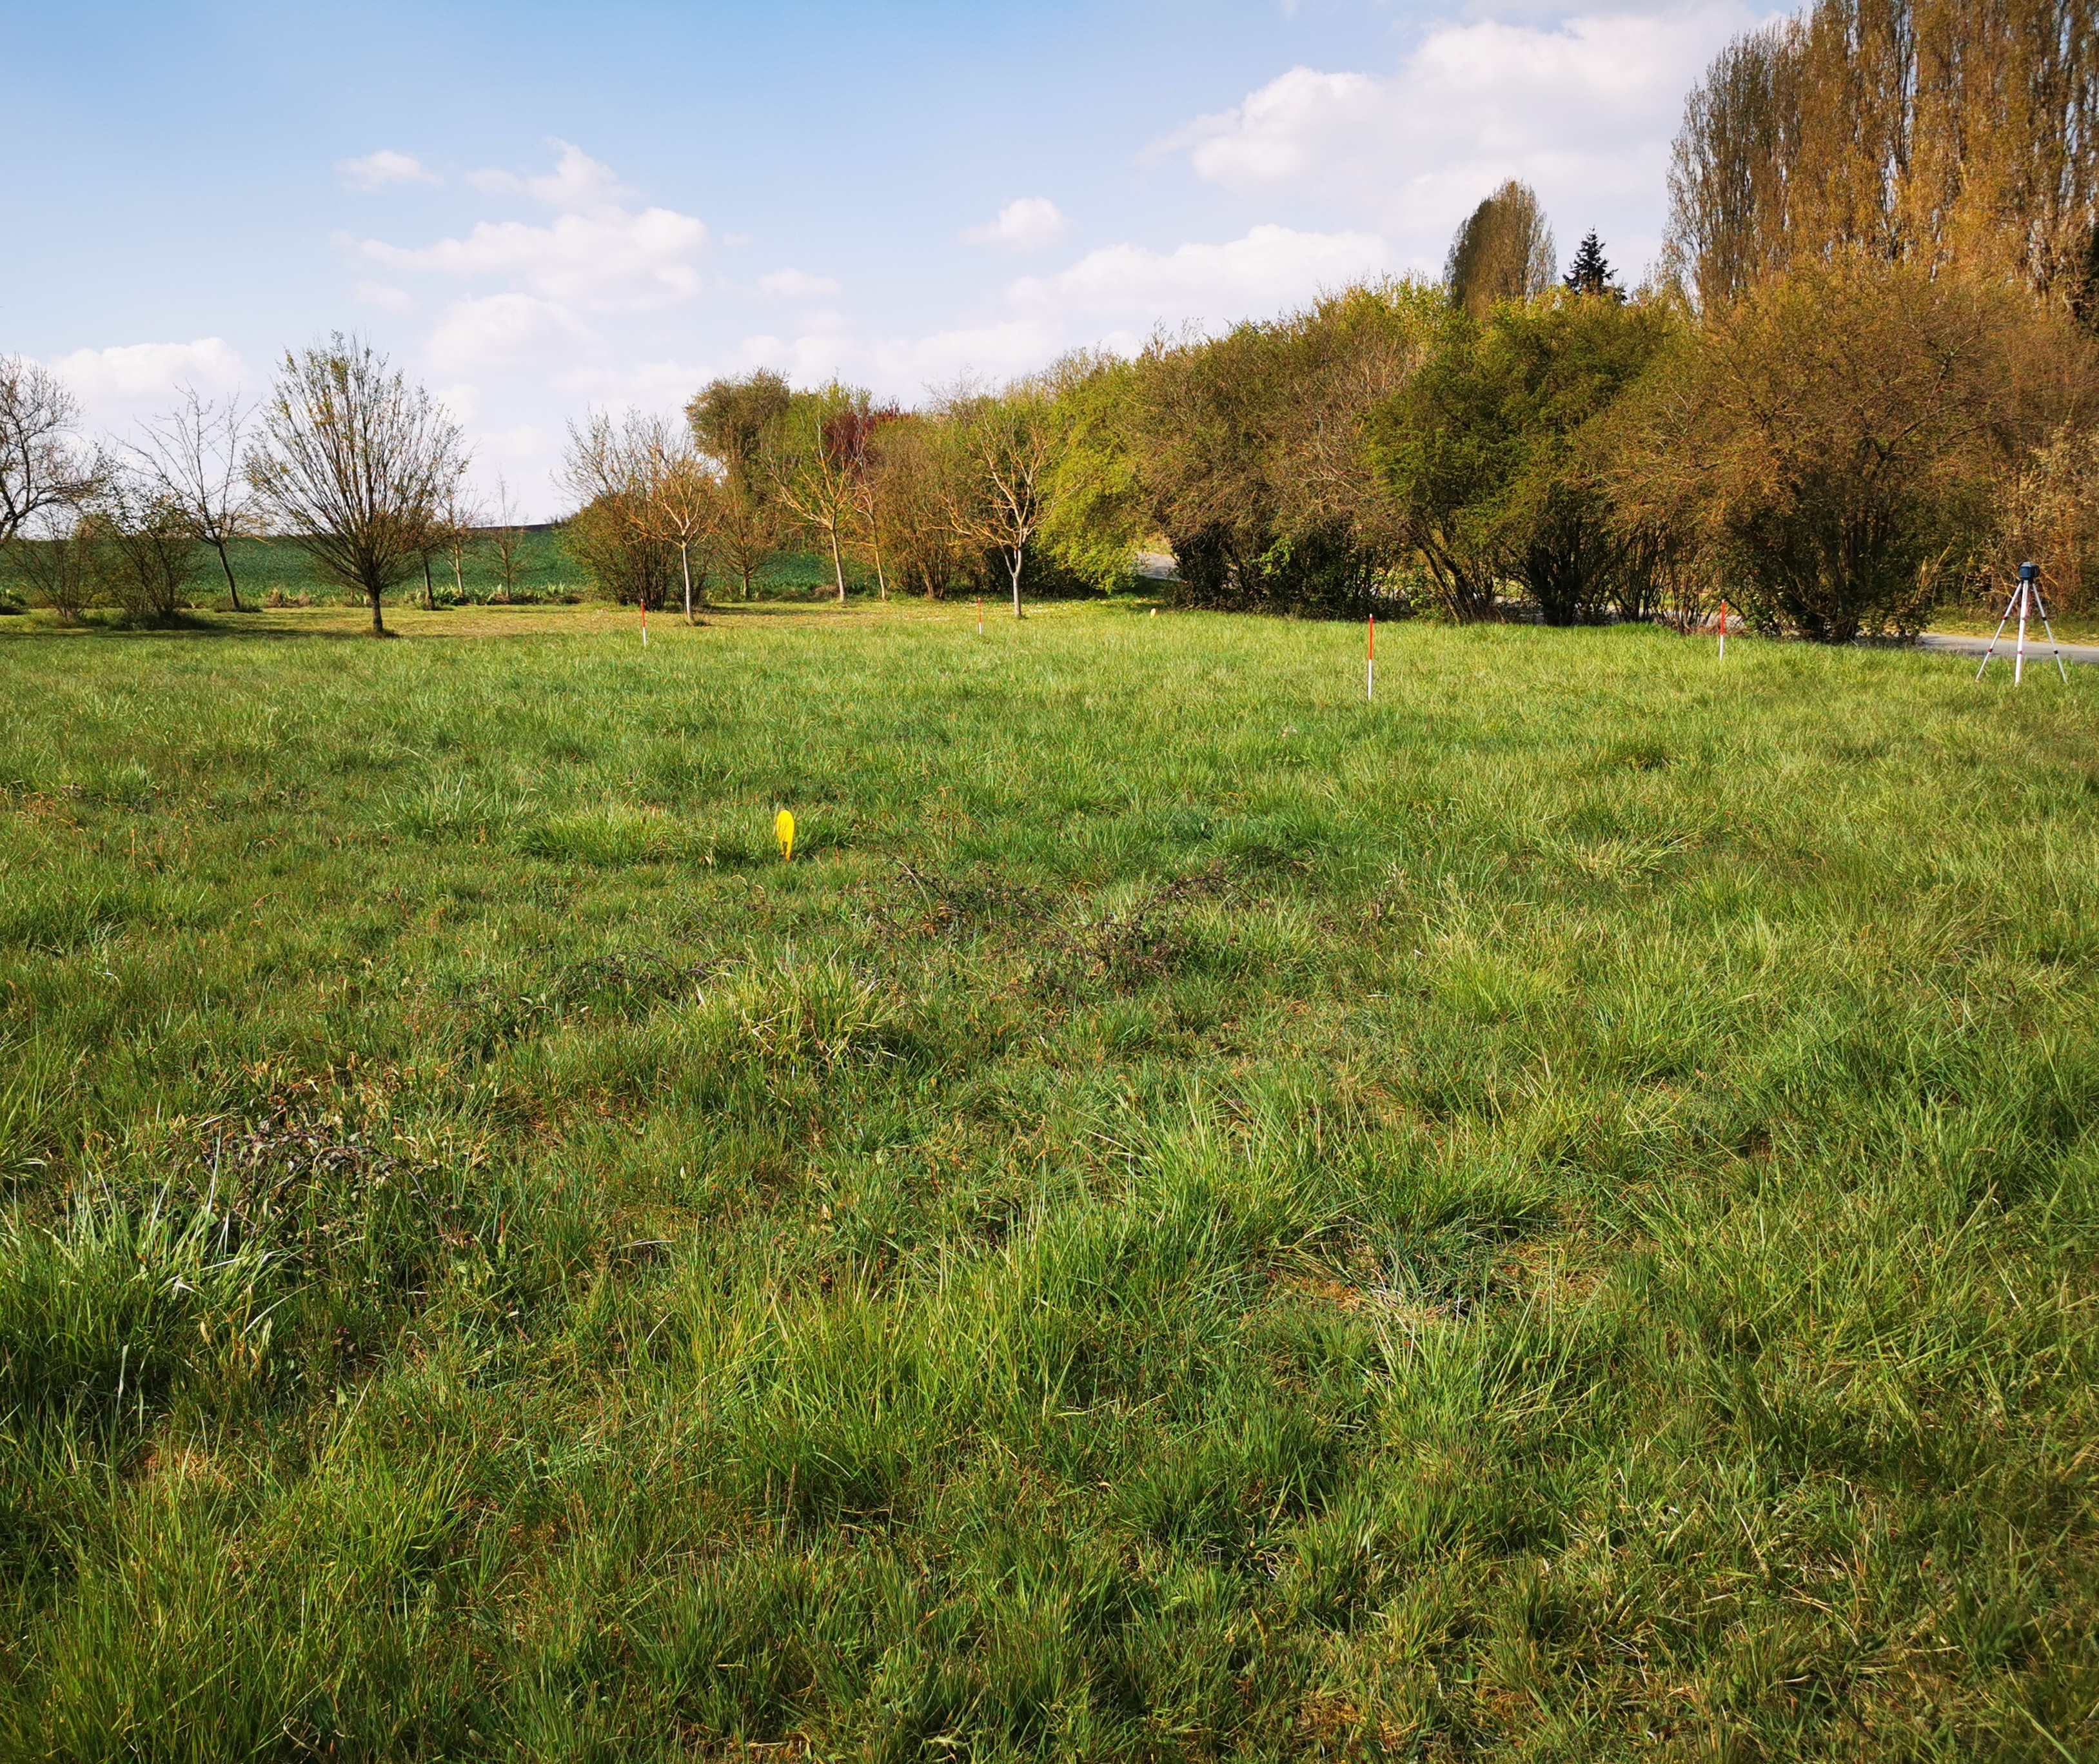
xmin=5 ymin=0 xmax=1762 ymax=517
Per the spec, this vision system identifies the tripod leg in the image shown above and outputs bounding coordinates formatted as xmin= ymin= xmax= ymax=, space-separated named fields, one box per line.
xmin=2016 ymin=583 xmax=2029 ymax=685
xmin=2033 ymin=583 xmax=2069 ymax=683
xmin=1976 ymin=592 xmax=2016 ymax=680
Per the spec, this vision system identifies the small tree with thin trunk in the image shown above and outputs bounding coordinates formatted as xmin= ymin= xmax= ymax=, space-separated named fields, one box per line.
xmin=709 ymin=485 xmax=776 ymax=600
xmin=836 ymin=402 xmax=902 ymax=600
xmin=130 ymin=389 xmax=255 ymax=611
xmin=940 ymin=384 xmax=1061 ymax=619
xmin=415 ymin=482 xmax=482 ymax=610
xmin=488 ymin=476 xmax=535 ymax=603
xmin=562 ymin=410 xmax=715 ymax=620
xmin=246 ymin=334 xmax=468 ymax=636
xmin=765 ymin=384 xmax=869 ymax=602
xmin=649 ymin=441 xmax=720 ymax=624
xmin=417 ymin=529 xmax=442 ymax=611
xmin=563 ymin=491 xmax=678 ymax=609
xmin=440 ymin=485 xmax=486 ymax=603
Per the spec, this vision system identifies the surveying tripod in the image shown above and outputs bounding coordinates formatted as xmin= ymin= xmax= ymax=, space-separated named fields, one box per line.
xmin=1976 ymin=562 xmax=2068 ymax=685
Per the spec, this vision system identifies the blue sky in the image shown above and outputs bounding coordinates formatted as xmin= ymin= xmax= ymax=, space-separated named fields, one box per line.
xmin=6 ymin=0 xmax=1759 ymax=515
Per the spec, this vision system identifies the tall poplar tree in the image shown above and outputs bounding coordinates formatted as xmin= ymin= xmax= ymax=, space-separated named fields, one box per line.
xmin=1444 ymin=182 xmax=1557 ymax=317
xmin=1666 ymin=0 xmax=2099 ymax=314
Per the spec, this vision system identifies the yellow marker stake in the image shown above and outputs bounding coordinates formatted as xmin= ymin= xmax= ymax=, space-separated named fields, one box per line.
xmin=775 ymin=809 xmax=795 ymax=862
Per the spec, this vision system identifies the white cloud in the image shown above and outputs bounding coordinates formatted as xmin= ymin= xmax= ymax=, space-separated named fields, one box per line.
xmin=725 ymin=316 xmax=1064 ymax=398
xmin=961 ymin=197 xmax=1073 ymax=253
xmin=339 ymin=150 xmax=439 ymax=191
xmin=550 ymin=356 xmax=711 ymax=408
xmin=424 ymin=294 xmax=597 ymax=375
xmin=756 ymin=268 xmax=844 ymax=300
xmin=45 ymin=339 xmax=249 ymax=435
xmin=722 ymin=224 xmax=1388 ymax=399
xmin=464 ymin=141 xmax=632 ymax=216
xmin=354 ymin=280 xmax=415 ymax=312
xmin=360 ymin=142 xmax=709 ymax=311
xmin=363 ymin=211 xmax=707 ymax=310
xmin=434 ymin=382 xmax=483 ymax=424
xmin=1162 ymin=3 xmax=1756 ymax=275
xmin=1010 ymin=224 xmax=1391 ymax=322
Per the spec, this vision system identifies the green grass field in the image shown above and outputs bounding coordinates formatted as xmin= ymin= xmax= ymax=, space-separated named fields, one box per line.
xmin=0 ymin=531 xmax=863 ymax=613
xmin=2 ymin=601 xmax=2095 ymax=1760
xmin=143 ymin=533 xmax=868 ymax=609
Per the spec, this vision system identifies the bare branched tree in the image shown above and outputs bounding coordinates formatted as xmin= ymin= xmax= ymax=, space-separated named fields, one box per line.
xmin=487 ymin=476 xmax=536 ymax=603
xmin=852 ymin=416 xmax=965 ymax=599
xmin=130 ymin=389 xmax=255 ymax=611
xmin=765 ymin=384 xmax=869 ymax=603
xmin=1 ymin=357 xmax=104 ymax=549
xmin=940 ymin=384 xmax=1060 ymax=618
xmin=836 ymin=403 xmax=902 ymax=600
xmin=562 ymin=409 xmax=715 ymax=620
xmin=246 ymin=333 xmax=469 ymax=636
xmin=651 ymin=442 xmax=720 ymax=624
xmin=419 ymin=481 xmax=485 ymax=608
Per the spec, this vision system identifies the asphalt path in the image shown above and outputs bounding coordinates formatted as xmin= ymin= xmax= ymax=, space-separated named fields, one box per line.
xmin=1916 ymin=631 xmax=2099 ymax=667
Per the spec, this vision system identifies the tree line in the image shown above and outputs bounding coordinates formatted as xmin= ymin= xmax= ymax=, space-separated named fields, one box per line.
xmin=551 ymin=362 xmax=1123 ymax=626
xmin=6 ymin=0 xmax=2098 ymax=640
xmin=0 ymin=342 xmax=533 ymax=635
xmin=530 ymin=0 xmax=2099 ymax=640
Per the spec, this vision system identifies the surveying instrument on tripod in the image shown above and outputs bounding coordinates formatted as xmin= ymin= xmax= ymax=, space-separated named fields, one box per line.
xmin=1975 ymin=562 xmax=2067 ymax=685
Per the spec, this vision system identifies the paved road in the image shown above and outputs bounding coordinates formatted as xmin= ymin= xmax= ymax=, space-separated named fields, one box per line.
xmin=1916 ymin=631 xmax=2099 ymax=667
xmin=1134 ymin=551 xmax=1179 ymax=582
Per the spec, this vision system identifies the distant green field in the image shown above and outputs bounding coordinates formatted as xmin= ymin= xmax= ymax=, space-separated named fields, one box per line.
xmin=177 ymin=533 xmax=872 ymax=607
xmin=212 ymin=529 xmax=579 ymax=603
xmin=2 ymin=603 xmax=2095 ymax=1759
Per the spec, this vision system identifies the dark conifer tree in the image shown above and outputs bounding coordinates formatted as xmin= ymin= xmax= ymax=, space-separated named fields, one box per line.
xmin=1564 ymin=230 xmax=1618 ymax=297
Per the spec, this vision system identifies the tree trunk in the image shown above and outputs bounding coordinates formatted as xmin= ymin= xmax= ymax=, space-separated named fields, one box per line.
xmin=369 ymin=584 xmax=386 ymax=636
xmin=1008 ymin=547 xmax=1024 ymax=618
xmin=872 ymin=533 xmax=889 ymax=602
xmin=451 ymin=553 xmax=464 ymax=601
xmin=213 ymin=540 xmax=245 ymax=612
xmin=422 ymin=556 xmax=436 ymax=611
xmin=829 ymin=527 xmax=847 ymax=603
xmin=680 ymin=542 xmax=695 ymax=623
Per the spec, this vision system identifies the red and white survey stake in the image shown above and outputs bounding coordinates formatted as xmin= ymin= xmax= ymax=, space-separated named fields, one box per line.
xmin=976 ymin=599 xmax=983 ymax=636
xmin=1717 ymin=598 xmax=1728 ymax=660
xmin=1366 ymin=612 xmax=1375 ymax=702
xmin=641 ymin=602 xmax=648 ymax=649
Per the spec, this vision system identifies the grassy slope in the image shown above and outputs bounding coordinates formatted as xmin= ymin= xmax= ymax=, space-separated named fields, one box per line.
xmin=1 ymin=602 xmax=2095 ymax=1760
